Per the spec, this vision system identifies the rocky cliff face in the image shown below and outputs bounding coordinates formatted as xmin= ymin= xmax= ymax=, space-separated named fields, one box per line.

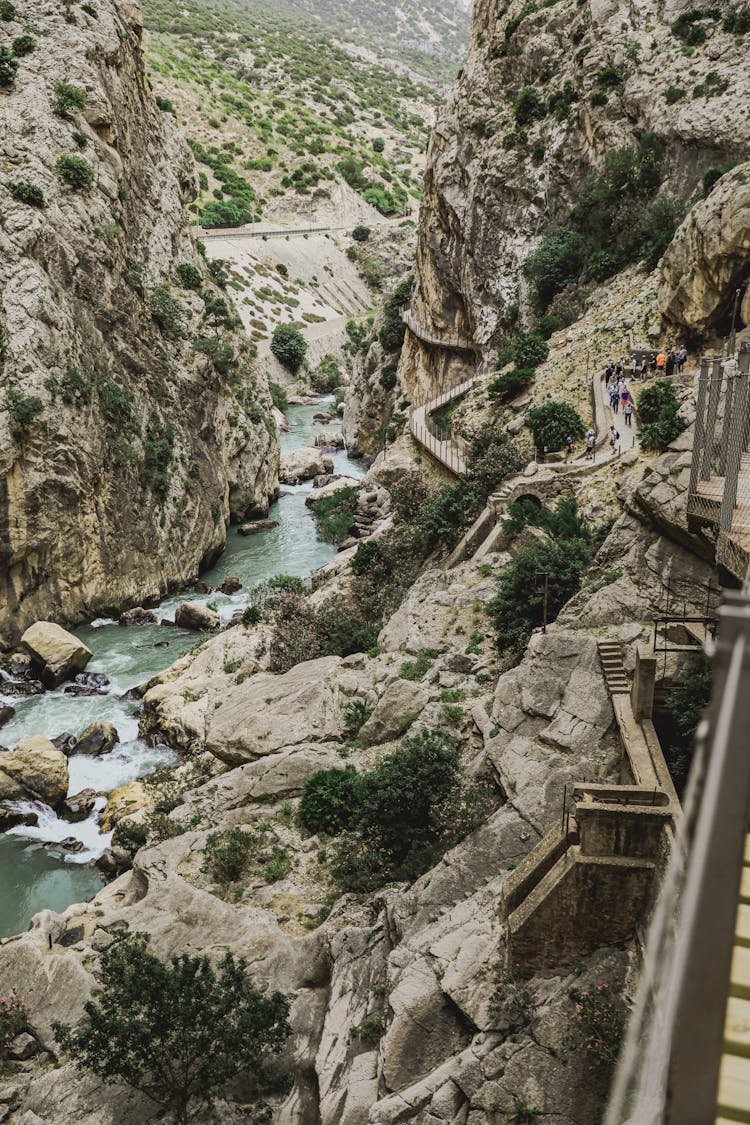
xmin=0 ymin=0 xmax=278 ymax=643
xmin=411 ymin=0 xmax=750 ymax=356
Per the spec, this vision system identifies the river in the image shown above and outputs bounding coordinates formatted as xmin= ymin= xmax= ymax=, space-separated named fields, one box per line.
xmin=0 ymin=399 xmax=363 ymax=939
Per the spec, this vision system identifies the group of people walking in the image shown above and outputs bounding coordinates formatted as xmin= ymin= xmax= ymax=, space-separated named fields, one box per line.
xmin=607 ymin=376 xmax=634 ymax=426
xmin=606 ymin=345 xmax=687 ymax=384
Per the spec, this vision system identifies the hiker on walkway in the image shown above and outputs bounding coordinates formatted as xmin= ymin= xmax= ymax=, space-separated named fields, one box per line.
xmin=666 ymin=349 xmax=676 ymax=377
xmin=610 ymin=385 xmax=620 ymax=413
xmin=609 ymin=424 xmax=619 ymax=452
xmin=656 ymin=349 xmax=666 ymax=376
xmin=629 ymin=354 xmax=638 ymax=379
xmin=565 ymin=434 xmax=575 ymax=460
xmin=620 ymin=382 xmax=630 ymax=408
xmin=624 ymin=400 xmax=633 ymax=427
xmin=649 ymin=352 xmax=657 ymax=376
xmin=640 ymin=355 xmax=648 ymax=380
xmin=677 ymin=345 xmax=687 ymax=374
xmin=585 ymin=429 xmax=595 ymax=460
xmin=605 ymin=363 xmax=615 ymax=384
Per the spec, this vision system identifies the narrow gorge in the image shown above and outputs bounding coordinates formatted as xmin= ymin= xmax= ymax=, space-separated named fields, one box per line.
xmin=1 ymin=0 xmax=749 ymax=1122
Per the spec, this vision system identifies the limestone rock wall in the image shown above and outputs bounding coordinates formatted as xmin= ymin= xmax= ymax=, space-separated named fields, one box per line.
xmin=0 ymin=0 xmax=279 ymax=643
xmin=412 ymin=0 xmax=750 ymax=360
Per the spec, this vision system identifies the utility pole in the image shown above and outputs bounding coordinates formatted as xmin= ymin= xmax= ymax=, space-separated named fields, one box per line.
xmin=539 ymin=571 xmax=549 ymax=633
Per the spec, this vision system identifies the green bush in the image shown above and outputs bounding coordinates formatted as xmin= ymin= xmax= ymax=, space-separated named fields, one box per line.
xmin=523 ymin=227 xmax=586 ymax=310
xmin=202 ymin=828 xmax=256 ymax=883
xmin=155 ymin=94 xmax=175 ymax=114
xmin=0 ymin=1 xmax=15 ymax=18
xmin=271 ymin=324 xmax=307 ymax=372
xmin=399 ymin=650 xmax=437 ymax=681
xmin=672 ymin=7 xmax=719 ymax=45
xmin=638 ymin=380 xmax=686 ymax=450
xmin=589 ymin=91 xmax=608 ymax=107
xmin=311 ymin=486 xmax=359 ymax=544
xmin=149 ymin=285 xmax=186 ymax=338
xmin=488 ymin=368 xmax=534 ymax=401
xmin=9 ymin=181 xmax=44 ymax=207
xmin=513 ymin=85 xmax=546 ymax=126
xmin=269 ymin=381 xmax=288 ymax=412
xmin=54 ymin=81 xmax=87 ymax=116
xmin=363 ymin=185 xmax=397 ymax=215
xmin=597 ymin=65 xmax=625 ymax=90
xmin=200 ymin=199 xmax=253 ymax=228
xmin=55 ymin=154 xmax=94 ymax=189
xmin=0 ymin=45 xmax=18 ymax=86
xmin=379 ymin=274 xmax=413 ymax=352
xmin=5 ymin=388 xmax=43 ymax=430
xmin=53 ymin=935 xmax=290 ymax=1125
xmin=489 ymin=536 xmax=592 ymax=653
xmin=12 ymin=34 xmax=34 ymax=56
xmin=723 ymin=6 xmax=750 ymax=32
xmin=175 ymin=262 xmax=202 ymax=290
xmin=701 ymin=160 xmax=741 ymax=198
xmin=343 ymin=697 xmax=374 ymax=736
xmin=299 ymin=768 xmax=361 ymax=836
xmin=527 ymin=401 xmax=585 ymax=453
xmin=567 ymin=983 xmax=624 ymax=1069
xmin=665 ymin=86 xmax=685 ymax=104
xmin=372 ymin=137 xmax=385 ymax=153
xmin=352 ymin=225 xmax=371 ymax=241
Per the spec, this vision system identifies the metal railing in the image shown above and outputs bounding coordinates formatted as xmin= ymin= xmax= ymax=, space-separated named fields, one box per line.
xmin=401 ymin=308 xmax=478 ymax=354
xmin=605 ymin=589 xmax=750 ymax=1124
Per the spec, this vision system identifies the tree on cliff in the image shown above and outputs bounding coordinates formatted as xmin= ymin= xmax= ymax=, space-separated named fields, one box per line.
xmin=53 ymin=934 xmax=291 ymax=1124
xmin=271 ymin=323 xmax=308 ymax=372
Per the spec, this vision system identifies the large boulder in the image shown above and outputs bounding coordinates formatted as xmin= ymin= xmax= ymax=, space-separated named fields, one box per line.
xmin=60 ymin=788 xmax=97 ymax=823
xmin=305 ymin=476 xmax=361 ymax=507
xmin=359 ymin=677 xmax=431 ymax=747
xmin=279 ymin=447 xmax=334 ymax=485
xmin=0 ymin=738 xmax=69 ymax=806
xmin=101 ymin=781 xmax=149 ymax=831
xmin=174 ymin=602 xmax=220 ymax=631
xmin=72 ymin=722 xmax=119 ymax=757
xmin=20 ymin=622 xmax=93 ymax=688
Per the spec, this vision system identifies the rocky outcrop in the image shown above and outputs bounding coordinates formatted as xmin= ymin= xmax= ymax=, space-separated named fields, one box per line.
xmin=71 ymin=721 xmax=119 ymax=757
xmin=660 ymin=161 xmax=750 ymax=336
xmin=409 ymin=0 xmax=750 ymax=374
xmin=173 ymin=601 xmax=219 ymax=632
xmin=21 ymin=622 xmax=92 ymax=688
xmin=0 ymin=737 xmax=68 ymax=806
xmin=0 ymin=0 xmax=279 ymax=644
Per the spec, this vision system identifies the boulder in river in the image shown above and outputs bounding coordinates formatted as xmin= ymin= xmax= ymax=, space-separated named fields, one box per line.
xmin=314 ymin=430 xmax=345 ymax=450
xmin=0 ymin=678 xmax=45 ymax=698
xmin=217 ymin=576 xmax=242 ymax=594
xmin=279 ymin=447 xmax=334 ymax=485
xmin=0 ymin=703 xmax=15 ymax=728
xmin=64 ymin=672 xmax=110 ymax=697
xmin=21 ymin=622 xmax=93 ymax=688
xmin=0 ymin=737 xmax=68 ymax=806
xmin=57 ymin=837 xmax=85 ymax=853
xmin=306 ymin=476 xmax=361 ymax=507
xmin=101 ymin=781 xmax=149 ymax=831
xmin=174 ymin=602 xmax=220 ymax=632
xmin=72 ymin=721 xmax=119 ymax=757
xmin=51 ymin=731 xmax=78 ymax=756
xmin=119 ymin=606 xmax=157 ymax=626
xmin=0 ymin=803 xmax=38 ymax=831
xmin=60 ymin=788 xmax=98 ymax=823
xmin=237 ymin=519 xmax=279 ymax=536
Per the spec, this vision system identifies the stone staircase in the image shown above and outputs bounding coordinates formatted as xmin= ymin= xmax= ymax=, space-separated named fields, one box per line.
xmin=597 ymin=639 xmax=630 ymax=696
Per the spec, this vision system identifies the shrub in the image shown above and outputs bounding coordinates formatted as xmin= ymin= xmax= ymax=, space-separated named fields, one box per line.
xmin=724 ymin=6 xmax=750 ymax=32
xmin=567 ymin=983 xmax=624 ymax=1069
xmin=311 ymin=485 xmax=359 ymax=544
xmin=9 ymin=181 xmax=44 ymax=207
xmin=5 ymin=388 xmax=43 ymax=430
xmin=513 ymin=85 xmax=546 ymax=125
xmin=665 ymin=86 xmax=685 ymax=104
xmin=672 ymin=7 xmax=720 ymax=45
xmin=352 ymin=225 xmax=371 ymax=241
xmin=175 ymin=262 xmax=202 ymax=290
xmin=489 ymin=536 xmax=592 ymax=653
xmin=195 ymin=337 xmax=237 ymax=376
xmin=142 ymin=421 xmax=175 ymax=503
xmin=590 ymin=91 xmax=608 ymax=107
xmin=55 ymin=154 xmax=94 ymax=189
xmin=638 ymin=380 xmax=686 ymax=450
xmin=203 ymin=828 xmax=256 ymax=883
xmin=155 ymin=94 xmax=175 ymax=114
xmin=12 ymin=34 xmax=34 ymax=56
xmin=0 ymin=45 xmax=18 ymax=86
xmin=0 ymin=1 xmax=15 ymax=18
xmin=399 ymin=650 xmax=437 ymax=681
xmin=372 ymin=137 xmax=385 ymax=153
xmin=311 ymin=354 xmax=342 ymax=392
xmin=664 ymin=654 xmax=711 ymax=793
xmin=200 ymin=199 xmax=253 ymax=228
xmin=488 ymin=964 xmax=537 ymax=1028
xmin=488 ymin=367 xmax=534 ymax=401
xmin=54 ymin=81 xmax=87 ymax=116
xmin=1 ymin=995 xmax=29 ymax=1048
xmin=149 ymin=285 xmax=186 ymax=339
xmin=701 ymin=160 xmax=741 ymax=198
xmin=299 ymin=768 xmax=361 ymax=835
xmin=597 ymin=65 xmax=625 ymax=90
xmin=523 ymin=227 xmax=586 ymax=310
xmin=379 ymin=274 xmax=414 ymax=352
xmin=53 ymin=934 xmax=290 ymax=1125
xmin=363 ymin=185 xmax=397 ymax=215
xmin=271 ymin=324 xmax=307 ymax=372
xmin=527 ymin=400 xmax=585 ymax=453
xmin=343 ymin=697 xmax=374 ymax=736
xmin=269 ymin=381 xmax=288 ymax=412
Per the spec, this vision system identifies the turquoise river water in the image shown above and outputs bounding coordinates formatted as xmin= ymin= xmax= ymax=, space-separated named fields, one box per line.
xmin=0 ymin=399 xmax=363 ymax=939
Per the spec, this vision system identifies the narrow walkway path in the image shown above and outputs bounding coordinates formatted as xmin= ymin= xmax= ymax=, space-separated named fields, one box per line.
xmin=591 ymin=370 xmax=641 ymax=458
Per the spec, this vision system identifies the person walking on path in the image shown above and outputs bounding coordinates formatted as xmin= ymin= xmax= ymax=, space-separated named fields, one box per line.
xmin=609 ymin=423 xmax=620 ymax=452
xmin=649 ymin=352 xmax=657 ymax=377
xmin=610 ymin=386 xmax=620 ymax=413
xmin=620 ymin=382 xmax=630 ymax=408
xmin=640 ymin=355 xmax=648 ymax=380
xmin=585 ymin=429 xmax=595 ymax=460
xmin=656 ymin=349 xmax=666 ymax=376
xmin=677 ymin=345 xmax=687 ymax=374
xmin=565 ymin=434 xmax=575 ymax=460
xmin=666 ymin=349 xmax=676 ymax=377
xmin=624 ymin=400 xmax=633 ymax=427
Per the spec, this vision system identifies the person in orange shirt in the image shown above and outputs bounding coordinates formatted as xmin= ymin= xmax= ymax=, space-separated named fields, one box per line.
xmin=656 ymin=350 xmax=666 ymax=375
